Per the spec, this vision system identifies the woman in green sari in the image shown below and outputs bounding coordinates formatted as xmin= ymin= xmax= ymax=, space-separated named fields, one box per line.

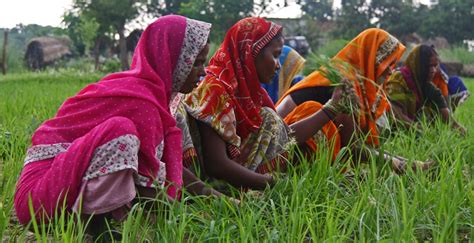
xmin=384 ymin=44 xmax=466 ymax=134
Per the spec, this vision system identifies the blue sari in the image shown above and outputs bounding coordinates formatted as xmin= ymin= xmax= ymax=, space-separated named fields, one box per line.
xmin=261 ymin=45 xmax=305 ymax=103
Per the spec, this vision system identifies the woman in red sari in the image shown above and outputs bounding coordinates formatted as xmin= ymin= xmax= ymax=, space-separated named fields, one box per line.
xmin=183 ymin=17 xmax=355 ymax=189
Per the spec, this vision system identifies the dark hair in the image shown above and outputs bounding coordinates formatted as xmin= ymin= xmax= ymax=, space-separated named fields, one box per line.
xmin=418 ymin=44 xmax=437 ymax=83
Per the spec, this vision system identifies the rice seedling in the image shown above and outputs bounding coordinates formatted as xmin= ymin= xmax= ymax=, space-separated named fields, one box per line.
xmin=1 ymin=71 xmax=473 ymax=241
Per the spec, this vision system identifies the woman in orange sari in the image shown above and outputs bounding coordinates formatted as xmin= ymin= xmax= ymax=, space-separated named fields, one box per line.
xmin=277 ymin=28 xmax=405 ymax=148
xmin=276 ymin=28 xmax=433 ymax=172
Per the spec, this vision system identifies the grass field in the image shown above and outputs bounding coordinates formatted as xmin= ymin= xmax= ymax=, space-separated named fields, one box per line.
xmin=1 ymin=71 xmax=473 ymax=241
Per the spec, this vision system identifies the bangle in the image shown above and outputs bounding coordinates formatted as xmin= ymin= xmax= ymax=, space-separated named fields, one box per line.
xmin=321 ymin=107 xmax=335 ymax=120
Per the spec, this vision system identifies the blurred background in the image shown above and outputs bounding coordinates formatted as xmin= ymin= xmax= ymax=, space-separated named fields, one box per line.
xmin=0 ymin=0 xmax=473 ymax=76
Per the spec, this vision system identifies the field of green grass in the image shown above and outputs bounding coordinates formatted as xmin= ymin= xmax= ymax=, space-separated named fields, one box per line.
xmin=1 ymin=71 xmax=473 ymax=241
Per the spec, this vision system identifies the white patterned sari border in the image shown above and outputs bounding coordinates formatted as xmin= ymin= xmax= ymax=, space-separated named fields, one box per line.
xmin=24 ymin=143 xmax=71 ymax=165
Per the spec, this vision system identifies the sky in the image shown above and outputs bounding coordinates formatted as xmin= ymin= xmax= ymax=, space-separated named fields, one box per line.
xmin=0 ymin=0 xmax=433 ymax=29
xmin=0 ymin=0 xmax=74 ymax=28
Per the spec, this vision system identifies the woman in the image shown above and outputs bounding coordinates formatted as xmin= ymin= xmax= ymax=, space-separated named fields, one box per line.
xmin=384 ymin=44 xmax=466 ymax=134
xmin=276 ymin=28 xmax=406 ymax=149
xmin=275 ymin=29 xmax=436 ymax=172
xmin=14 ymin=15 xmax=219 ymax=229
xmin=183 ymin=17 xmax=355 ymax=190
xmin=261 ymin=45 xmax=306 ymax=103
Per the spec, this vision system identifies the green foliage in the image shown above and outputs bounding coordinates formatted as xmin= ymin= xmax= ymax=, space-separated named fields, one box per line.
xmin=64 ymin=0 xmax=148 ymax=70
xmin=288 ymin=14 xmax=333 ymax=51
xmin=146 ymin=0 xmax=188 ymax=16
xmin=62 ymin=12 xmax=86 ymax=55
xmin=100 ymin=57 xmax=122 ymax=73
xmin=72 ymin=0 xmax=144 ymax=32
xmin=371 ymin=0 xmax=426 ymax=38
xmin=419 ymin=0 xmax=474 ymax=44
xmin=61 ymin=57 xmax=96 ymax=72
xmin=334 ymin=0 xmax=374 ymax=38
xmin=76 ymin=16 xmax=100 ymax=55
xmin=299 ymin=0 xmax=472 ymax=44
xmin=310 ymin=54 xmax=351 ymax=85
xmin=1 ymin=73 xmax=474 ymax=241
xmin=298 ymin=0 xmax=334 ymax=22
xmin=438 ymin=47 xmax=474 ymax=65
xmin=178 ymin=0 xmax=255 ymax=41
xmin=303 ymin=39 xmax=349 ymax=75
xmin=207 ymin=42 xmax=219 ymax=60
xmin=316 ymin=39 xmax=349 ymax=57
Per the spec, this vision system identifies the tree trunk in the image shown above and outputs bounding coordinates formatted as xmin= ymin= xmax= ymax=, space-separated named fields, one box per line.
xmin=1 ymin=30 xmax=7 ymax=75
xmin=94 ymin=37 xmax=101 ymax=71
xmin=118 ymin=27 xmax=129 ymax=71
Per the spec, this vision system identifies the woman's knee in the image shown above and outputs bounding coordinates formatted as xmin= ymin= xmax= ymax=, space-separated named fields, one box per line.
xmin=99 ymin=116 xmax=139 ymax=137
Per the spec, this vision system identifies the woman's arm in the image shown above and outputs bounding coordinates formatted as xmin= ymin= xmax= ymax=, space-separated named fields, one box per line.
xmin=390 ymin=104 xmax=416 ymax=129
xmin=439 ymin=107 xmax=466 ymax=136
xmin=197 ymin=121 xmax=273 ymax=190
xmin=288 ymin=108 xmax=333 ymax=145
xmin=288 ymin=83 xmax=349 ymax=144
xmin=182 ymin=167 xmax=223 ymax=196
xmin=276 ymin=95 xmax=297 ymax=118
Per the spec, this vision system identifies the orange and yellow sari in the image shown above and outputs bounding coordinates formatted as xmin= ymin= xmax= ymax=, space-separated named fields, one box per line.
xmin=278 ymin=28 xmax=406 ymax=153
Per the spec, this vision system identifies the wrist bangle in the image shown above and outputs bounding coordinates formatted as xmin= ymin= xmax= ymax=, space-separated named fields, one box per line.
xmin=321 ymin=107 xmax=335 ymax=120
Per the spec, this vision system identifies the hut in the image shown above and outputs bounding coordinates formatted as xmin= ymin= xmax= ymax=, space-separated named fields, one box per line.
xmin=25 ymin=36 xmax=71 ymax=70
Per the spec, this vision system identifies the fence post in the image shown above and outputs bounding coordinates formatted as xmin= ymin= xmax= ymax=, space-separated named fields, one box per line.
xmin=1 ymin=30 xmax=7 ymax=75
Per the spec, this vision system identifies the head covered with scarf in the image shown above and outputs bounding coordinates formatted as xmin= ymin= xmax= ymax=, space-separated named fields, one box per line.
xmin=185 ymin=17 xmax=282 ymax=147
xmin=31 ymin=15 xmax=211 ymax=198
xmin=278 ymin=28 xmax=406 ymax=146
xmin=386 ymin=44 xmax=447 ymax=119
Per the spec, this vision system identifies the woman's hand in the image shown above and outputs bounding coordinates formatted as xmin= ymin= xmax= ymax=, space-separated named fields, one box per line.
xmin=198 ymin=121 xmax=276 ymax=190
xmin=453 ymin=123 xmax=467 ymax=137
xmin=330 ymin=81 xmax=344 ymax=104
xmin=324 ymin=78 xmax=359 ymax=115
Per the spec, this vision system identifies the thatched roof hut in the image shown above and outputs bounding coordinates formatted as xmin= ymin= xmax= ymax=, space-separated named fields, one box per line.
xmin=25 ymin=36 xmax=71 ymax=70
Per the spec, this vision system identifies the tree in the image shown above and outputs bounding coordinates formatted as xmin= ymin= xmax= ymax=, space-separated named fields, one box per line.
xmin=335 ymin=0 xmax=373 ymax=39
xmin=146 ymin=0 xmax=188 ymax=15
xmin=66 ymin=0 xmax=146 ymax=70
xmin=177 ymin=0 xmax=256 ymax=41
xmin=76 ymin=16 xmax=100 ymax=56
xmin=298 ymin=0 xmax=334 ymax=23
xmin=62 ymin=12 xmax=86 ymax=55
xmin=419 ymin=0 xmax=474 ymax=44
xmin=1 ymin=30 xmax=7 ymax=75
xmin=370 ymin=0 xmax=423 ymax=37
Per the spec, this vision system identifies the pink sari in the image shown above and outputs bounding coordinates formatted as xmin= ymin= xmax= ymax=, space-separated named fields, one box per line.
xmin=14 ymin=15 xmax=211 ymax=225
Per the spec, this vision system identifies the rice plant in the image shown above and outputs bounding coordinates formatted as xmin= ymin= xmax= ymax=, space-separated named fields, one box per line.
xmin=1 ymin=71 xmax=473 ymax=241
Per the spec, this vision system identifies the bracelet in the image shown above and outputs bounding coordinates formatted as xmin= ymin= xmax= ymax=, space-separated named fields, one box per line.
xmin=321 ymin=107 xmax=335 ymax=120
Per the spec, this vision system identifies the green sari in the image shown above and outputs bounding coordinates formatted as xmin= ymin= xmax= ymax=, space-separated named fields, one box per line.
xmin=385 ymin=45 xmax=447 ymax=120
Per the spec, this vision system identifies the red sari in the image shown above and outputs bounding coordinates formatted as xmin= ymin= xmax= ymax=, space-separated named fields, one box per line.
xmin=185 ymin=17 xmax=290 ymax=173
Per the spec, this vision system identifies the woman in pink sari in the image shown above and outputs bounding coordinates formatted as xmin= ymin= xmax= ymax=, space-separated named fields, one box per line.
xmin=14 ymin=15 xmax=215 ymax=230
